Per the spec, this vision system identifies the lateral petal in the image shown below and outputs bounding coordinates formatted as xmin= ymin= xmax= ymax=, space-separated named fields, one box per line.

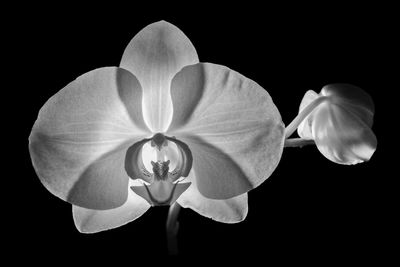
xmin=168 ymin=63 xmax=285 ymax=199
xmin=120 ymin=21 xmax=199 ymax=132
xmin=29 ymin=67 xmax=150 ymax=210
xmin=177 ymin=171 xmax=248 ymax=223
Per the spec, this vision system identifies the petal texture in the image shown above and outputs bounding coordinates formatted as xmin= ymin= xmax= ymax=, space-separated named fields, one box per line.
xmin=73 ymin=180 xmax=151 ymax=233
xmin=120 ymin=21 xmax=199 ymax=132
xmin=168 ymin=63 xmax=285 ymax=199
xmin=177 ymin=171 xmax=248 ymax=223
xmin=29 ymin=67 xmax=150 ymax=209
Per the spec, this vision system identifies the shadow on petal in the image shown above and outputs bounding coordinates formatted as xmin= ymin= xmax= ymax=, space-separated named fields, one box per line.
xmin=67 ymin=141 xmax=132 ymax=210
xmin=168 ymin=63 xmax=205 ymax=128
xmin=116 ymin=68 xmax=149 ymax=131
xmin=179 ymin=134 xmax=252 ymax=200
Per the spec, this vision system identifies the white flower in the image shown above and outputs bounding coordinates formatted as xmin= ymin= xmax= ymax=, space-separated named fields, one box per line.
xmin=29 ymin=21 xmax=285 ymax=233
xmin=297 ymin=83 xmax=377 ymax=165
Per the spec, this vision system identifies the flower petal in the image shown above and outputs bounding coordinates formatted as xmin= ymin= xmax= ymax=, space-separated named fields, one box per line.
xmin=177 ymin=171 xmax=248 ymax=223
xmin=29 ymin=67 xmax=150 ymax=210
xmin=73 ymin=180 xmax=151 ymax=233
xmin=120 ymin=21 xmax=199 ymax=132
xmin=167 ymin=63 xmax=285 ymax=199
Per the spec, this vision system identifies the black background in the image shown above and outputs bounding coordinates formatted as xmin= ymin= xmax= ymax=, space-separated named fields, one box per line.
xmin=13 ymin=3 xmax=392 ymax=262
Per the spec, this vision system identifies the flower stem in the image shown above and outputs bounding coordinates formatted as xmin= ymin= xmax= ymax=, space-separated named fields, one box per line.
xmin=285 ymin=96 xmax=327 ymax=139
xmin=284 ymin=138 xmax=315 ymax=148
xmin=166 ymin=202 xmax=181 ymax=255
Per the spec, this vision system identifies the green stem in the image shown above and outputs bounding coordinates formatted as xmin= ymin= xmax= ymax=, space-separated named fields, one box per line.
xmin=166 ymin=202 xmax=181 ymax=255
xmin=284 ymin=138 xmax=315 ymax=148
xmin=285 ymin=96 xmax=327 ymax=139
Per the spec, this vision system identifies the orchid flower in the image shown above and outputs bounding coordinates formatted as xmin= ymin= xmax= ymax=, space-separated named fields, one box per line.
xmin=28 ymin=21 xmax=285 ymax=235
xmin=284 ymin=83 xmax=377 ymax=165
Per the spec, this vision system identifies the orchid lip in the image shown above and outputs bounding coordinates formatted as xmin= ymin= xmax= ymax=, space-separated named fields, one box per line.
xmin=132 ymin=182 xmax=177 ymax=206
xmin=130 ymin=181 xmax=192 ymax=206
xmin=143 ymin=182 xmax=176 ymax=206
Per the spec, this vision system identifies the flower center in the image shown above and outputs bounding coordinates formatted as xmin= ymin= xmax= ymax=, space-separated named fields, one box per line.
xmin=125 ymin=133 xmax=193 ymax=206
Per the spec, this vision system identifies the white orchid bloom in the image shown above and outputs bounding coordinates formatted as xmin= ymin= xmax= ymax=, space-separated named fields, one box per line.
xmin=289 ymin=83 xmax=377 ymax=165
xmin=29 ymin=21 xmax=285 ymax=233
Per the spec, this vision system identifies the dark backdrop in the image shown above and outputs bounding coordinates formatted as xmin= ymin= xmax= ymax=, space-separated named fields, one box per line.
xmin=14 ymin=4 xmax=390 ymax=262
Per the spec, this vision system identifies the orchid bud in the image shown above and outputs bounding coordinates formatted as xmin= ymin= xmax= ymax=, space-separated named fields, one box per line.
xmin=297 ymin=84 xmax=377 ymax=165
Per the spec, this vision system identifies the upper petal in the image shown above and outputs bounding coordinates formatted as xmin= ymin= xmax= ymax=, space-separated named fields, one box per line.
xmin=167 ymin=63 xmax=285 ymax=199
xmin=29 ymin=67 xmax=150 ymax=210
xmin=177 ymin=171 xmax=248 ymax=223
xmin=120 ymin=21 xmax=199 ymax=132
xmin=73 ymin=180 xmax=151 ymax=233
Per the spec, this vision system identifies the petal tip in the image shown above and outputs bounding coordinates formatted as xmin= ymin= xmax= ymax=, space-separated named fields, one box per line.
xmin=151 ymin=20 xmax=178 ymax=29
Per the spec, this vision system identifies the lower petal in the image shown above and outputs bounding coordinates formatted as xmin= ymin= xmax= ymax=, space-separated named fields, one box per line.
xmin=73 ymin=180 xmax=151 ymax=233
xmin=177 ymin=171 xmax=248 ymax=223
